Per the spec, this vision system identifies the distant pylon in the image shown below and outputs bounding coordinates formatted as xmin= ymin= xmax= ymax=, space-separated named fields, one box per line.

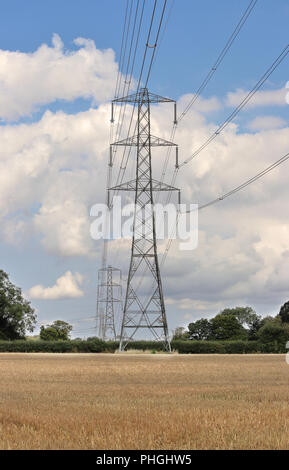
xmin=109 ymin=88 xmax=180 ymax=351
xmin=96 ymin=265 xmax=122 ymax=340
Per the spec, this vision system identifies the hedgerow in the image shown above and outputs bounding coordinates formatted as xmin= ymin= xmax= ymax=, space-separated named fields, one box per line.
xmin=0 ymin=338 xmax=112 ymax=353
xmin=171 ymin=340 xmax=226 ymax=354
xmin=0 ymin=338 xmax=282 ymax=353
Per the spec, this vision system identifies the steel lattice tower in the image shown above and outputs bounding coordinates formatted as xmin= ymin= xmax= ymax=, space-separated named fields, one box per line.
xmin=96 ymin=265 xmax=122 ymax=340
xmin=109 ymin=88 xmax=179 ymax=351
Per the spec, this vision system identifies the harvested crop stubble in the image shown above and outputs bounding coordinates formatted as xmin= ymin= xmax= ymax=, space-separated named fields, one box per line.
xmin=0 ymin=353 xmax=289 ymax=449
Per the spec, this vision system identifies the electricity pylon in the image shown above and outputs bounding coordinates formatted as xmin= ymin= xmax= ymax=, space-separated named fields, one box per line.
xmin=96 ymin=265 xmax=122 ymax=340
xmin=109 ymin=88 xmax=179 ymax=351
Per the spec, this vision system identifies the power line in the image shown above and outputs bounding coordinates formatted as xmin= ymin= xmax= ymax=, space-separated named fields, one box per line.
xmin=112 ymin=0 xmax=142 ymax=146
xmin=143 ymin=0 xmax=168 ymax=89
xmin=110 ymin=0 xmax=159 ymax=194
xmin=155 ymin=44 xmax=289 ymax=277
xmin=141 ymin=0 xmax=258 ymax=282
xmin=66 ymin=316 xmax=95 ymax=323
xmin=117 ymin=0 xmax=169 ymax=199
xmin=113 ymin=0 xmax=131 ymax=100
xmin=110 ymin=0 xmax=168 ymax=202
xmin=98 ymin=1 xmax=166 ymax=334
xmin=34 ymin=316 xmax=96 ymax=327
xmin=157 ymin=0 xmax=258 ymax=215
xmin=110 ymin=0 xmax=135 ymax=150
xmin=196 ymin=150 xmax=289 ymax=211
xmin=102 ymin=3 xmax=287 ymax=330
xmin=102 ymin=0 xmax=138 ymax=271
xmin=98 ymin=1 xmax=168 ymax=307
xmin=136 ymin=0 xmax=257 ymax=292
xmin=102 ymin=0 xmax=146 ymax=273
xmin=180 ymin=44 xmax=289 ymax=167
xmin=151 ymin=0 xmax=175 ymax=68
xmin=72 ymin=327 xmax=97 ymax=333
xmin=158 ymin=149 xmax=289 ymax=270
xmin=106 ymin=0 xmax=160 ymax=276
xmin=114 ymin=0 xmax=169 ymax=284
xmin=178 ymin=0 xmax=258 ymax=122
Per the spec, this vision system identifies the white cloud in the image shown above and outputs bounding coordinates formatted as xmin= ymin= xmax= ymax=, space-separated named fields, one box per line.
xmin=177 ymin=93 xmax=221 ymax=114
xmin=28 ymin=271 xmax=84 ymax=300
xmin=0 ymin=106 xmax=112 ymax=255
xmin=118 ymin=110 xmax=289 ymax=319
xmin=166 ymin=297 xmax=223 ymax=311
xmin=0 ymin=34 xmax=124 ymax=121
xmin=1 ymin=88 xmax=288 ymax=276
xmin=247 ymin=115 xmax=286 ymax=131
xmin=0 ymin=35 xmax=289 ymax=321
xmin=225 ymin=87 xmax=287 ymax=109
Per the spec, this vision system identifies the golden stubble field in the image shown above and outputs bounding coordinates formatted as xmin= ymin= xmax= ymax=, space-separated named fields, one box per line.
xmin=0 ymin=353 xmax=289 ymax=450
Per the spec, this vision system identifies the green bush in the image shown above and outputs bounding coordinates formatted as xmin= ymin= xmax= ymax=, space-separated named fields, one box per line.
xmin=172 ymin=340 xmax=226 ymax=354
xmin=0 ymin=338 xmax=282 ymax=354
xmin=0 ymin=338 xmax=115 ymax=353
xmin=222 ymin=340 xmax=260 ymax=354
xmin=125 ymin=340 xmax=165 ymax=351
xmin=171 ymin=340 xmax=260 ymax=354
xmin=0 ymin=331 xmax=8 ymax=341
xmin=258 ymin=341 xmax=287 ymax=353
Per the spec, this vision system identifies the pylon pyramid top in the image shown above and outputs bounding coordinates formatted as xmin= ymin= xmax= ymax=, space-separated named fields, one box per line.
xmin=112 ymin=134 xmax=177 ymax=147
xmin=113 ymin=87 xmax=175 ymax=104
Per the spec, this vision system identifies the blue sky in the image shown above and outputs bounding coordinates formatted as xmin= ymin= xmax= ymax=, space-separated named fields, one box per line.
xmin=0 ymin=0 xmax=288 ymax=337
xmin=0 ymin=0 xmax=287 ymax=133
xmin=1 ymin=0 xmax=288 ymax=111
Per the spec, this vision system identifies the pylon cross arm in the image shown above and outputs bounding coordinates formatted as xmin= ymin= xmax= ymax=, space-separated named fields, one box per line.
xmin=108 ymin=179 xmax=179 ymax=193
xmin=113 ymin=90 xmax=175 ymax=105
xmin=112 ymin=134 xmax=177 ymax=147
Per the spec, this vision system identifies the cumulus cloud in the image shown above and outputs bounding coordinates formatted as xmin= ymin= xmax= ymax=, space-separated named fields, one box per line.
xmin=28 ymin=271 xmax=84 ymax=300
xmin=0 ymin=106 xmax=112 ymax=255
xmin=177 ymin=93 xmax=221 ymax=114
xmin=166 ymin=297 xmax=223 ymax=311
xmin=0 ymin=34 xmax=124 ymax=121
xmin=0 ymin=34 xmax=289 ymax=322
xmin=247 ymin=115 xmax=286 ymax=131
xmin=1 ymin=86 xmax=288 ymax=317
xmin=111 ymin=109 xmax=289 ymax=319
xmin=225 ymin=87 xmax=287 ymax=109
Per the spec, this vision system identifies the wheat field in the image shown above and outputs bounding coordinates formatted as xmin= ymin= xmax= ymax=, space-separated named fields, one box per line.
xmin=0 ymin=353 xmax=289 ymax=450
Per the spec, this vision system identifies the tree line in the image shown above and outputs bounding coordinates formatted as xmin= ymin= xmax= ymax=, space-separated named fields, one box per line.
xmin=173 ymin=305 xmax=289 ymax=348
xmin=1 ymin=268 xmax=289 ymax=353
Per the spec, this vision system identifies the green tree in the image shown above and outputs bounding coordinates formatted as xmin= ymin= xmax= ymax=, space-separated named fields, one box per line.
xmin=257 ymin=319 xmax=289 ymax=351
xmin=220 ymin=306 xmax=260 ymax=328
xmin=172 ymin=327 xmax=189 ymax=340
xmin=210 ymin=313 xmax=247 ymax=340
xmin=259 ymin=315 xmax=276 ymax=327
xmin=40 ymin=320 xmax=72 ymax=341
xmin=188 ymin=319 xmax=212 ymax=340
xmin=279 ymin=301 xmax=289 ymax=323
xmin=0 ymin=269 xmax=36 ymax=340
xmin=247 ymin=316 xmax=263 ymax=340
xmin=220 ymin=307 xmax=262 ymax=340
